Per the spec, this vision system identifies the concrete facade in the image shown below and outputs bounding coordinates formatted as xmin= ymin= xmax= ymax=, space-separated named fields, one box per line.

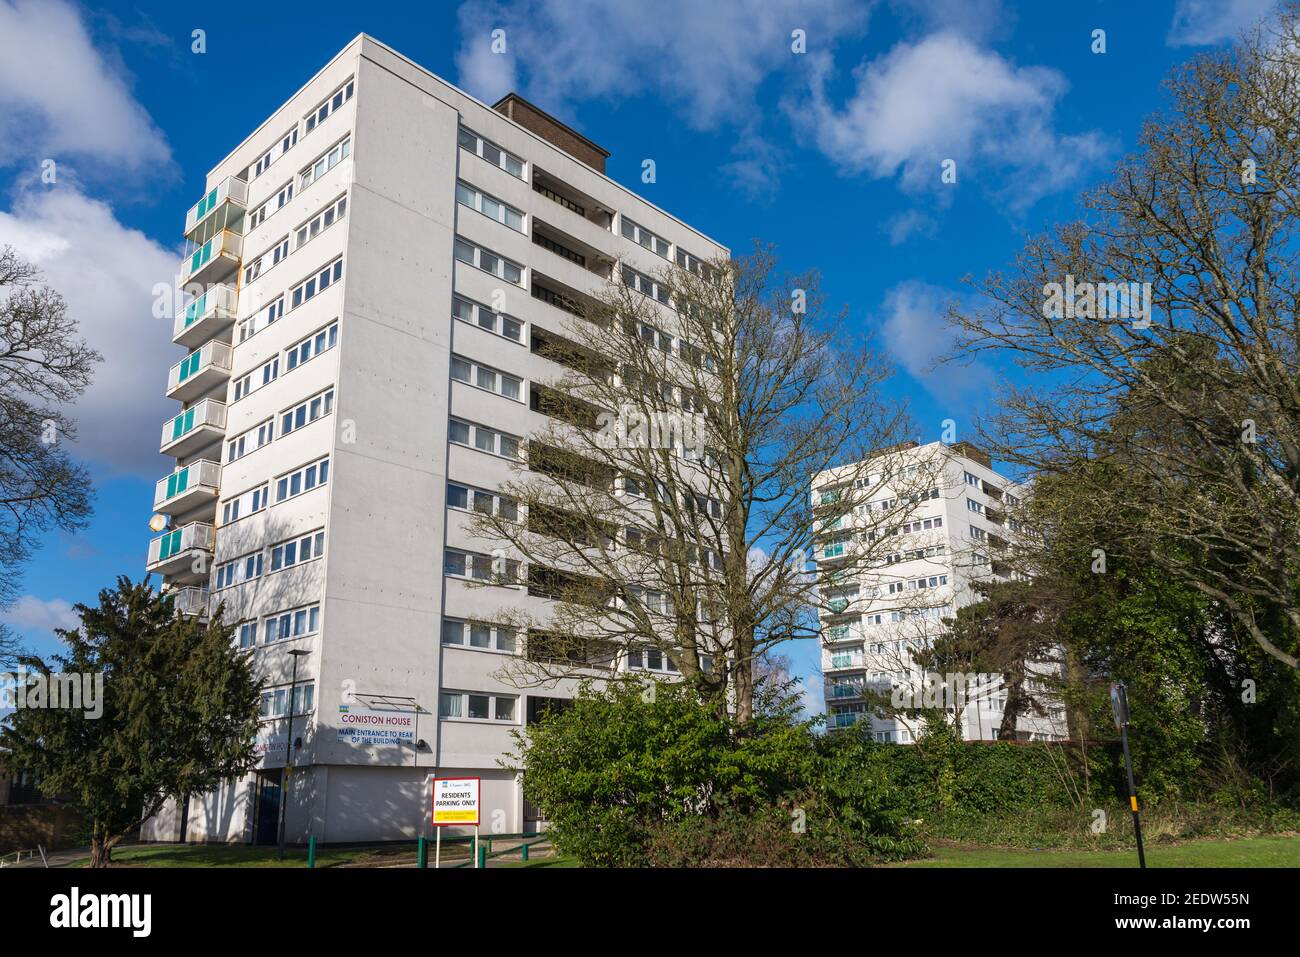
xmin=143 ymin=35 xmax=727 ymax=845
xmin=813 ymin=441 xmax=1069 ymax=744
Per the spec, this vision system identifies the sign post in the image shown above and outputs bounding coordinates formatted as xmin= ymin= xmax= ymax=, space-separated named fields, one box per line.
xmin=430 ymin=776 xmax=481 ymax=869
xmin=1110 ymin=681 xmax=1146 ymax=869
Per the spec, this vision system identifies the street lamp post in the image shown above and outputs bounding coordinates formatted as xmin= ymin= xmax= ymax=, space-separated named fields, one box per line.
xmin=277 ymin=648 xmax=310 ymax=861
xmin=1110 ymin=681 xmax=1146 ymax=869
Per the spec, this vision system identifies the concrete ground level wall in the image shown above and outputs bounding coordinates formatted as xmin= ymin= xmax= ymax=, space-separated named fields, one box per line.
xmin=141 ymin=765 xmax=523 ymax=845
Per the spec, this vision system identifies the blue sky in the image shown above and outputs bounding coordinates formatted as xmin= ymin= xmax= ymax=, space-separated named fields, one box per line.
xmin=0 ymin=0 xmax=1275 ymax=710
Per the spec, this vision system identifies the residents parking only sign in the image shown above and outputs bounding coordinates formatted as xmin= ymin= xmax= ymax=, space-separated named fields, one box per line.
xmin=431 ymin=776 xmax=480 ymax=826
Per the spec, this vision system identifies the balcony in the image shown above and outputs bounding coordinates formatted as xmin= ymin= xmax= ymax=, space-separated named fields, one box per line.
xmin=171 ymin=586 xmax=211 ymax=620
xmin=154 ymin=460 xmax=221 ymax=515
xmin=146 ymin=522 xmax=214 ymax=582
xmin=827 ymin=683 xmax=865 ymax=700
xmin=172 ymin=283 xmax=237 ymax=348
xmin=531 ymin=223 xmax=614 ymax=295
xmin=166 ymin=340 xmax=232 ymax=402
xmin=181 ymin=229 xmax=242 ymax=287
xmin=827 ymin=656 xmax=865 ymax=672
xmin=185 ymin=176 xmax=249 ymax=237
xmin=160 ymin=398 xmax=227 ymax=457
xmin=531 ymin=170 xmax=618 ymax=256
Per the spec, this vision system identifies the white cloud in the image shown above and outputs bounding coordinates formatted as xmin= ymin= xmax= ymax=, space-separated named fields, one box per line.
xmin=884 ymin=209 xmax=935 ymax=245
xmin=0 ymin=0 xmax=172 ymax=172
xmin=889 ymin=0 xmax=1011 ymax=41
xmin=879 ymin=280 xmax=992 ymax=399
xmin=1168 ymin=0 xmax=1278 ymax=46
xmin=1 ymin=595 xmax=79 ymax=634
xmin=0 ymin=186 xmax=179 ymax=478
xmin=454 ymin=0 xmax=874 ymax=129
xmin=794 ymin=32 xmax=1108 ymax=210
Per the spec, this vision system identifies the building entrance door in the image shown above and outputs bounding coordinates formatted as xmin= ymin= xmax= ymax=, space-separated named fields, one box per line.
xmin=253 ymin=771 xmax=282 ymax=846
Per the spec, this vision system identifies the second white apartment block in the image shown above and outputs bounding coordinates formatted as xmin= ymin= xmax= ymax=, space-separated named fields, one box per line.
xmin=144 ymin=34 xmax=728 ymax=845
xmin=814 ymin=441 xmax=1069 ymax=744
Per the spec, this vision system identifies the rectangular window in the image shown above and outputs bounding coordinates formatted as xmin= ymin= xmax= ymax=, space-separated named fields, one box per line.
xmin=451 ymin=294 xmax=523 ymax=342
xmin=238 ymin=296 xmax=284 ymax=344
xmin=214 ymin=550 xmax=264 ymax=591
xmin=275 ymin=456 xmax=331 ymax=503
xmin=441 ymin=618 xmax=517 ymax=652
xmin=446 ymin=481 xmax=517 ymax=520
xmin=232 ymin=356 xmax=279 ymax=402
xmin=621 ymin=217 xmax=670 ymax=258
xmin=280 ymin=388 xmax=335 ymax=437
xmin=299 ymin=137 xmax=351 ymax=191
xmin=290 ymin=257 xmax=344 ymax=309
xmin=261 ymin=682 xmax=315 ymax=718
xmin=967 ymin=498 xmax=984 ymax=514
xmin=443 ymin=548 xmax=520 ymax=584
xmin=286 ymin=322 xmax=339 ymax=371
xmin=220 ymin=483 xmax=269 ymax=525
xmin=439 ymin=689 xmax=518 ymax=722
xmin=269 ymin=529 xmax=325 ymax=572
xmin=263 ymin=604 xmax=321 ymax=644
xmin=448 ymin=417 xmax=520 ymax=459
xmin=456 ymin=181 xmax=524 ymax=231
xmin=450 ymin=353 xmax=522 ymax=401
xmin=457 ymin=126 xmax=525 ymax=178
xmin=225 ymin=419 xmax=274 ymax=463
xmin=621 ymin=264 xmax=670 ymax=305
xmin=294 ymin=195 xmax=347 ymax=250
xmin=453 ymin=237 xmax=523 ymax=286
xmin=304 ymin=78 xmax=354 ymax=134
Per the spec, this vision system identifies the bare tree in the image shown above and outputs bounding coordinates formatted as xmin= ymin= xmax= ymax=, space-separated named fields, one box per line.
xmin=463 ymin=244 xmax=927 ymax=722
xmin=945 ymin=7 xmax=1300 ymax=669
xmin=0 ymin=246 xmax=101 ymax=663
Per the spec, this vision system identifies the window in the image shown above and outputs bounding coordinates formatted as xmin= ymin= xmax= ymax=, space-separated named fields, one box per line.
xmin=621 ymin=217 xmax=670 ymax=258
xmin=454 ymin=237 xmax=523 ymax=285
xmin=237 ymin=622 xmax=258 ymax=649
xmin=452 ymin=294 xmax=523 ymax=342
xmin=263 ymin=604 xmax=321 ymax=644
xmin=457 ymin=126 xmax=524 ymax=177
xmin=232 ymin=356 xmax=279 ymax=402
xmin=290 ymin=257 xmax=344 ymax=309
xmin=244 ymin=237 xmax=289 ymax=284
xmin=260 ymin=682 xmax=315 ymax=718
xmin=439 ymin=689 xmax=518 ymax=722
xmin=448 ymin=417 xmax=520 ymax=459
xmin=226 ymin=419 xmax=274 ymax=463
xmin=967 ymin=498 xmax=984 ymax=514
xmin=970 ymin=525 xmax=987 ymax=541
xmin=286 ymin=322 xmax=338 ymax=371
xmin=270 ymin=529 xmax=325 ymax=572
xmin=299 ymin=137 xmax=351 ymax=191
xmin=441 ymin=618 xmax=516 ymax=652
xmin=446 ymin=482 xmax=517 ymax=520
xmin=450 ymin=354 xmax=522 ymax=401
xmin=900 ymin=516 xmax=944 ymax=534
xmin=443 ymin=548 xmax=520 ymax=584
xmin=221 ymin=484 xmax=269 ymax=525
xmin=294 ymin=195 xmax=347 ymax=250
xmin=214 ymin=551 xmax=263 ymax=590
xmin=627 ymin=648 xmax=678 ymax=673
xmin=238 ymin=296 xmax=284 ymax=343
xmin=280 ymin=388 xmax=335 ymax=436
xmin=634 ymin=321 xmax=673 ymax=352
xmin=456 ymin=181 xmax=524 ymax=231
xmin=675 ymin=247 xmax=710 ymax=274
xmin=622 ymin=264 xmax=669 ymax=305
xmin=253 ymin=149 xmax=274 ymax=179
xmin=276 ymin=457 xmax=330 ymax=503
xmin=305 ymin=78 xmax=354 ymax=134
xmin=964 ymin=471 xmax=981 ymax=487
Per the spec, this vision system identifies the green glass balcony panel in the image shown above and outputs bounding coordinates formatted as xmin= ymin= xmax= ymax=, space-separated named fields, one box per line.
xmin=158 ymin=529 xmax=181 ymax=560
xmin=177 ymin=351 xmax=201 ymax=383
xmin=165 ymin=468 xmax=190 ymax=500
xmin=184 ymin=291 xmax=209 ymax=327
xmin=171 ymin=407 xmax=196 ymax=440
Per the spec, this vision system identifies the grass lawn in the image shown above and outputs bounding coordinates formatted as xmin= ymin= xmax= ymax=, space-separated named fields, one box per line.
xmin=69 ymin=841 xmax=475 ymax=868
xmin=499 ymin=853 xmax=580 ymax=868
xmin=892 ymin=834 xmax=1300 ymax=868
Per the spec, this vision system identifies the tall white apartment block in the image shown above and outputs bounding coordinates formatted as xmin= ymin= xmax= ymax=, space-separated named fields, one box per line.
xmin=813 ymin=441 xmax=1068 ymax=744
xmin=143 ymin=35 xmax=727 ymax=844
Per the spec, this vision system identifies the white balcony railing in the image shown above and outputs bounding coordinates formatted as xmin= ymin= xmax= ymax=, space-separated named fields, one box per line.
xmin=153 ymin=460 xmax=222 ymax=510
xmin=173 ymin=283 xmax=237 ymax=346
xmin=146 ymin=522 xmax=214 ymax=571
xmin=160 ymin=398 xmax=227 ymax=454
xmin=185 ymin=176 xmax=249 ymax=236
xmin=166 ymin=340 xmax=232 ymax=399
